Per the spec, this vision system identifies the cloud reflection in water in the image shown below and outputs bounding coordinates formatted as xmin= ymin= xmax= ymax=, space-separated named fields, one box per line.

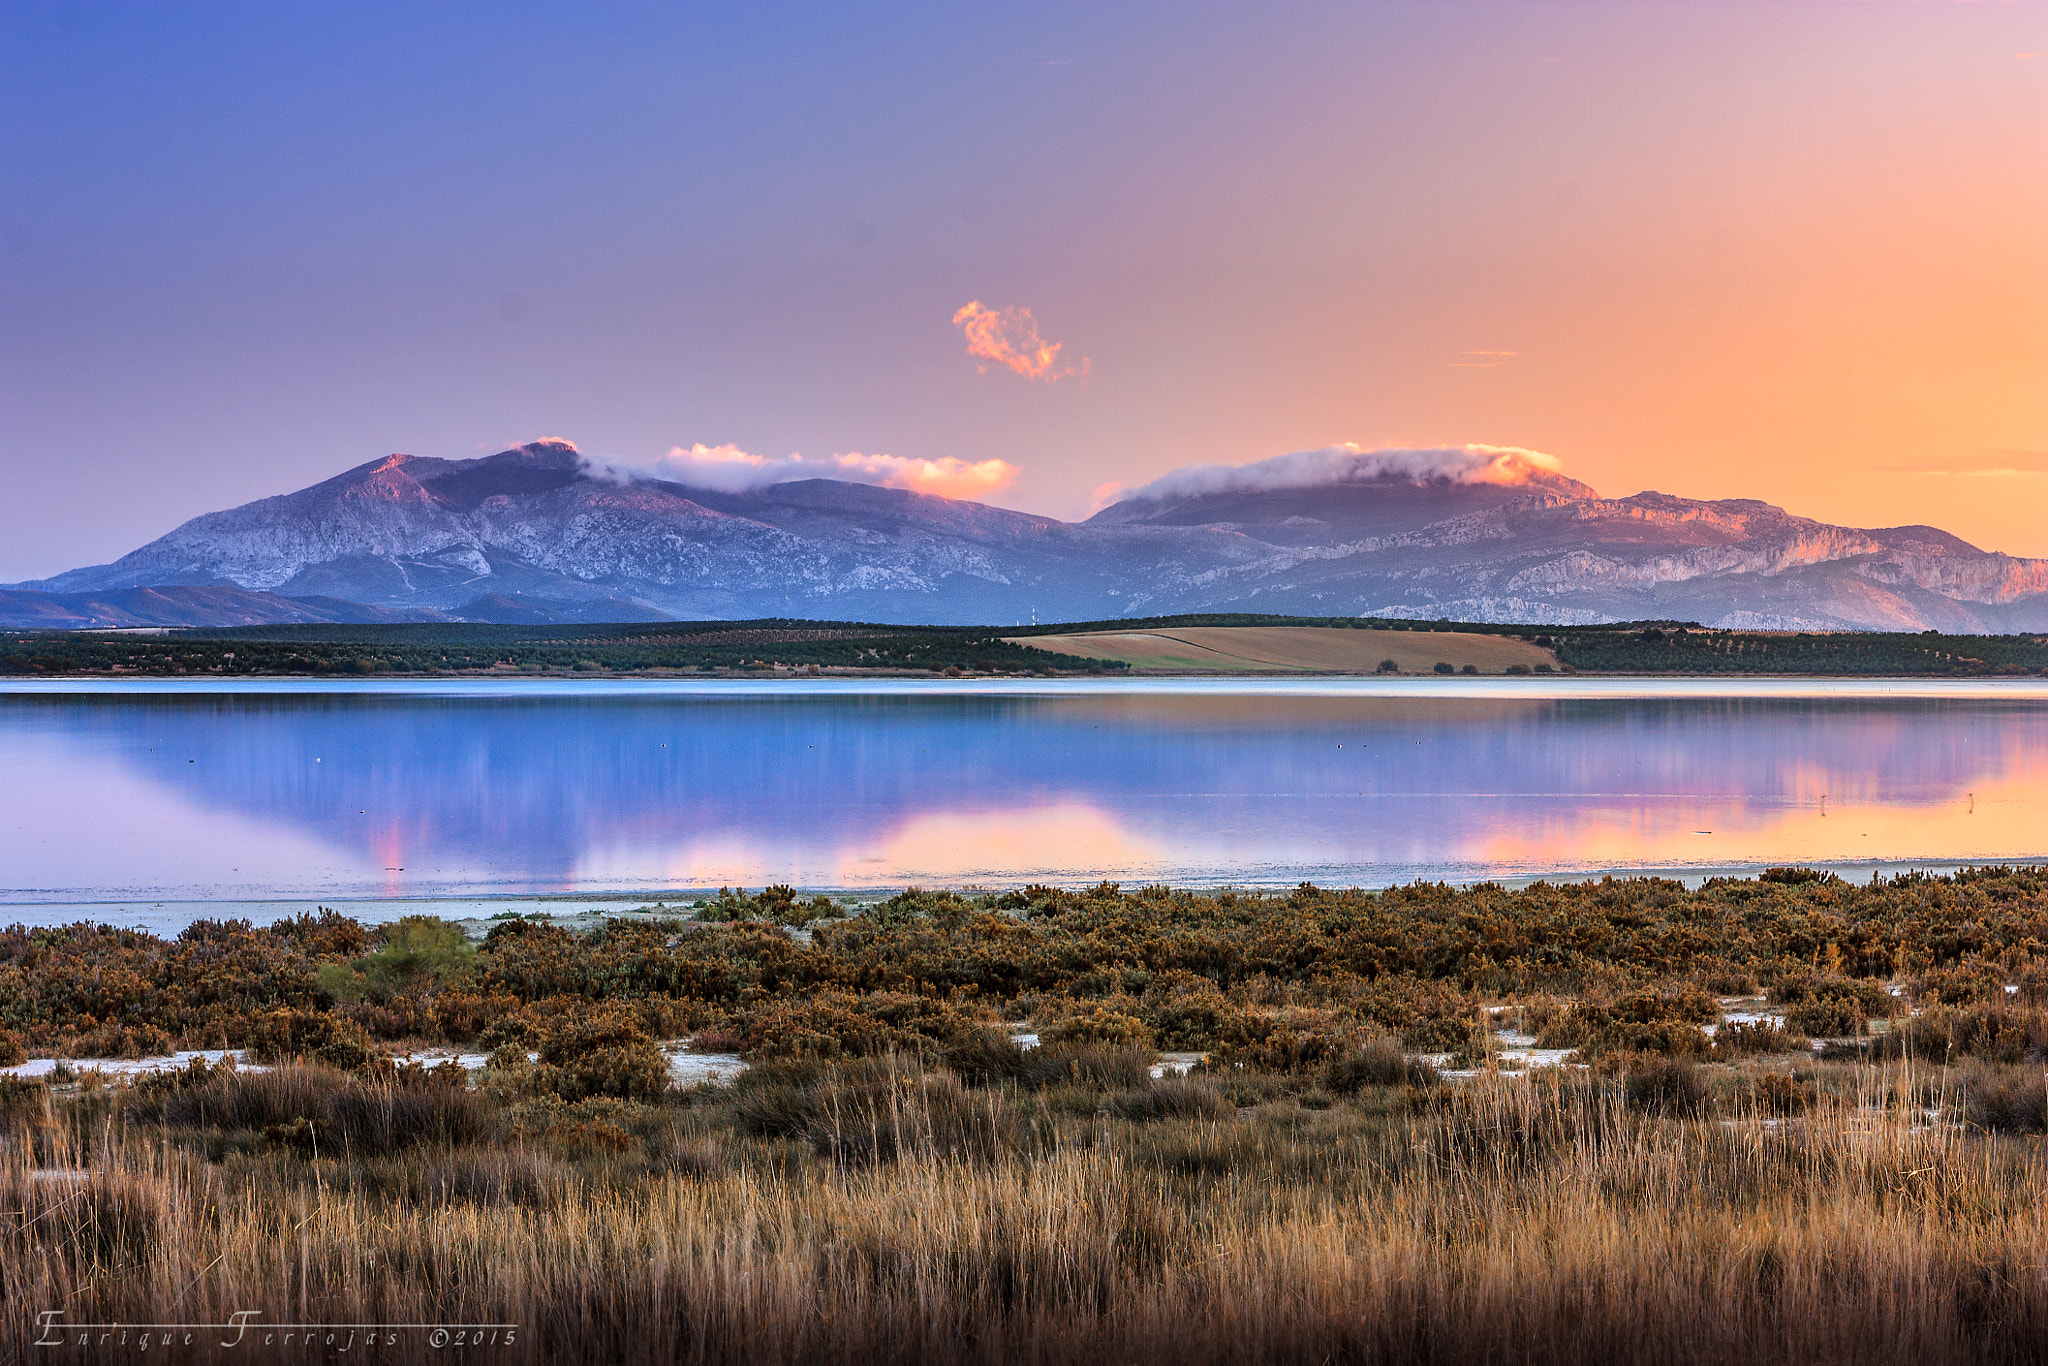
xmin=0 ymin=688 xmax=2041 ymax=901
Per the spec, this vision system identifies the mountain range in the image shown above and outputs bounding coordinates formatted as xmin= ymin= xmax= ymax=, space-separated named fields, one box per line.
xmin=7 ymin=439 xmax=2046 ymax=631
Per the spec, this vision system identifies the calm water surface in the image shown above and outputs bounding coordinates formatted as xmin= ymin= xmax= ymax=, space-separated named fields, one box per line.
xmin=2 ymin=678 xmax=2043 ymax=925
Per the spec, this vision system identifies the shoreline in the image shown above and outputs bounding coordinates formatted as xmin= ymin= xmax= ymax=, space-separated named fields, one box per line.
xmin=8 ymin=858 xmax=2048 ymax=936
xmin=6 ymin=672 xmax=2048 ymax=698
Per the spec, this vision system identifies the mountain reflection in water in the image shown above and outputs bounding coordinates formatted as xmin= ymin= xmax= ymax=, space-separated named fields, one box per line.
xmin=1 ymin=684 xmax=2043 ymax=904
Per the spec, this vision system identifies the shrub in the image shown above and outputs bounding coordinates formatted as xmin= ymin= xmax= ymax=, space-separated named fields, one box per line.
xmin=1344 ymin=977 xmax=1485 ymax=1051
xmin=1433 ymin=662 xmax=1455 ymax=674
xmin=1140 ymin=972 xmax=1244 ymax=1050
xmin=1623 ymin=1059 xmax=1706 ymax=1117
xmin=1537 ymin=990 xmax=1715 ymax=1056
xmin=1768 ymin=974 xmax=1896 ymax=1018
xmin=1017 ymin=1043 xmax=1152 ymax=1091
xmin=1043 ymin=1004 xmax=1153 ymax=1050
xmin=1205 ymin=1017 xmax=1360 ymax=1073
xmin=735 ymin=990 xmax=981 ymax=1060
xmin=153 ymin=1063 xmax=481 ymax=1153
xmin=1107 ymin=1078 xmax=1234 ymax=1123
xmin=1326 ymin=1039 xmax=1439 ymax=1091
xmin=1785 ymin=996 xmax=1865 ymax=1039
xmin=0 ymin=1027 xmax=26 ymax=1067
xmin=1946 ymin=1005 xmax=2048 ymax=1062
xmin=533 ymin=1004 xmax=669 ymax=1103
xmin=1914 ymin=963 xmax=2010 ymax=1006
xmin=1713 ymin=1020 xmax=1807 ymax=1056
xmin=0 ymin=1075 xmax=48 ymax=1115
xmin=319 ymin=915 xmax=474 ymax=1002
xmin=1748 ymin=1071 xmax=1817 ymax=1116
xmin=67 ymin=1020 xmax=176 ymax=1059
xmin=130 ymin=1053 xmax=233 ymax=1110
xmin=1960 ymin=1063 xmax=2047 ymax=1134
xmin=730 ymin=1056 xmax=1016 ymax=1164
xmin=1878 ymin=1006 xmax=2048 ymax=1063
xmin=246 ymin=1008 xmax=375 ymax=1070
xmin=942 ymin=1028 xmax=1028 ymax=1086
xmin=805 ymin=1067 xmax=1015 ymax=1166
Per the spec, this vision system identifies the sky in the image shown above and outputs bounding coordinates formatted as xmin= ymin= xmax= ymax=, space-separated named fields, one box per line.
xmin=1 ymin=0 xmax=2044 ymax=582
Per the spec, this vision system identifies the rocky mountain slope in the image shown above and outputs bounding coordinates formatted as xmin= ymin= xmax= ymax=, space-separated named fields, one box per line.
xmin=10 ymin=440 xmax=2045 ymax=630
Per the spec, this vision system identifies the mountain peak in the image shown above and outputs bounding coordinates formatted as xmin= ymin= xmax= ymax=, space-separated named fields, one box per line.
xmin=8 ymin=439 xmax=2044 ymax=632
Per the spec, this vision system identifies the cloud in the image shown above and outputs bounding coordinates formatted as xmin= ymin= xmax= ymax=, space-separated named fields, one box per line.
xmin=952 ymin=301 xmax=1087 ymax=382
xmin=582 ymin=444 xmax=1019 ymax=501
xmin=1877 ymin=450 xmax=2048 ymax=478
xmin=1119 ymin=444 xmax=1572 ymax=503
xmin=1084 ymin=481 xmax=1128 ymax=517
xmin=1452 ymin=350 xmax=1520 ymax=369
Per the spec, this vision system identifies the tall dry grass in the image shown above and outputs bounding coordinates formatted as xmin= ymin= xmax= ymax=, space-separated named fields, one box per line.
xmin=4 ymin=1064 xmax=2045 ymax=1364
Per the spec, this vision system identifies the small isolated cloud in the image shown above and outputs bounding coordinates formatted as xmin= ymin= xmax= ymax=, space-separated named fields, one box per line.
xmin=583 ymin=443 xmax=1018 ymax=501
xmin=952 ymin=301 xmax=1087 ymax=382
xmin=1879 ymin=450 xmax=2048 ymax=478
xmin=1121 ymin=444 xmax=1571 ymax=503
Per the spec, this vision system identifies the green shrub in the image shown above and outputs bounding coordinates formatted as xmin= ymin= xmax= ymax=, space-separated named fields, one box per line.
xmin=319 ymin=915 xmax=474 ymax=1002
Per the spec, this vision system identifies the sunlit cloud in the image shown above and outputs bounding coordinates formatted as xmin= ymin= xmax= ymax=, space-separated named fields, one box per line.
xmin=582 ymin=444 xmax=1018 ymax=501
xmin=952 ymin=300 xmax=1088 ymax=382
xmin=1452 ymin=350 xmax=1520 ymax=369
xmin=1118 ymin=443 xmax=1578 ymax=504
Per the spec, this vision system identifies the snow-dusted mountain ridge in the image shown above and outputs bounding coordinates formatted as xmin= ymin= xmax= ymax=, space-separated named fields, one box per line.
xmin=12 ymin=440 xmax=2047 ymax=630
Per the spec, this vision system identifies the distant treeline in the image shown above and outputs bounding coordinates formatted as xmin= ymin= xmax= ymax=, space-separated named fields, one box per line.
xmin=0 ymin=620 xmax=1127 ymax=677
xmin=1 ymin=614 xmax=2044 ymax=676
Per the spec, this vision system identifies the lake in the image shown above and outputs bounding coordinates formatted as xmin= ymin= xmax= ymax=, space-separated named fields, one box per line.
xmin=3 ymin=677 xmax=2044 ymax=929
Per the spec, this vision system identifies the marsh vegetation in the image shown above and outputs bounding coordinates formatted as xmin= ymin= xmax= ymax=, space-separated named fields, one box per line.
xmin=4 ymin=868 xmax=2047 ymax=1362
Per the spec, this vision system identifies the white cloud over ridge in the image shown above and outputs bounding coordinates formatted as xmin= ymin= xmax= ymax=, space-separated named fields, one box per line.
xmin=583 ymin=444 xmax=1019 ymax=501
xmin=1121 ymin=444 xmax=1571 ymax=503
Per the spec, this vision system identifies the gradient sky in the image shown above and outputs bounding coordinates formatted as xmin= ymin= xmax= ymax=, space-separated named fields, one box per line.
xmin=2 ymin=0 xmax=2044 ymax=582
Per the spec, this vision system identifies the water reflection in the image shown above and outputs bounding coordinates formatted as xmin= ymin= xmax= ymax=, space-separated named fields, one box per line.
xmin=0 ymin=686 xmax=2042 ymax=903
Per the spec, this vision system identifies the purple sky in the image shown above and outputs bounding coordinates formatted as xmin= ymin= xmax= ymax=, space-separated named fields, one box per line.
xmin=3 ymin=1 xmax=2043 ymax=582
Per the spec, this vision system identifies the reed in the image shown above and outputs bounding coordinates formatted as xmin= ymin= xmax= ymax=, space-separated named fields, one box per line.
xmin=5 ymin=1059 xmax=2045 ymax=1364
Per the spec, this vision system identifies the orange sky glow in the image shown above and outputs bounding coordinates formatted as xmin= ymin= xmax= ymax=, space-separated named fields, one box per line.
xmin=1 ymin=2 xmax=2042 ymax=574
